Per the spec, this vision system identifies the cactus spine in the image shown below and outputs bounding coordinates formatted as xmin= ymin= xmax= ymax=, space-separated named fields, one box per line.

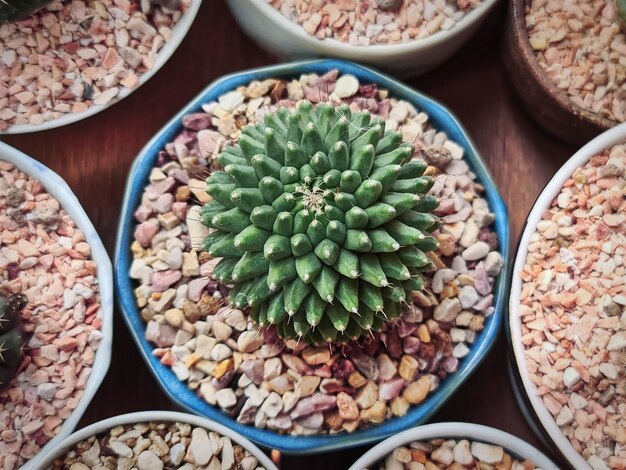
xmin=202 ymin=101 xmax=439 ymax=344
xmin=0 ymin=0 xmax=52 ymax=22
xmin=618 ymin=0 xmax=626 ymax=28
xmin=0 ymin=293 xmax=26 ymax=390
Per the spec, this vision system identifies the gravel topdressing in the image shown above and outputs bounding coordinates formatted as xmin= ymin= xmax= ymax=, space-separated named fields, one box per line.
xmin=0 ymin=0 xmax=189 ymax=131
xmin=526 ymin=0 xmax=626 ymax=123
xmin=130 ymin=69 xmax=504 ymax=435
xmin=267 ymin=0 xmax=483 ymax=46
xmin=368 ymin=438 xmax=540 ymax=469
xmin=519 ymin=144 xmax=626 ymax=469
xmin=48 ymin=420 xmax=266 ymax=469
xmin=0 ymin=161 xmax=104 ymax=470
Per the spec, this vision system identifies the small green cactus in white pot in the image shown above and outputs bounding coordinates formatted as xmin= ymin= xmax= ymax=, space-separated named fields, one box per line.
xmin=0 ymin=293 xmax=26 ymax=390
xmin=0 ymin=0 xmax=53 ymax=22
xmin=618 ymin=0 xmax=626 ymax=27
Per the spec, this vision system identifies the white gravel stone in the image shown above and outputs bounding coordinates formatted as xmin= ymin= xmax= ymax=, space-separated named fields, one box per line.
xmin=562 ymin=367 xmax=581 ymax=388
xmin=334 ymin=74 xmax=360 ymax=98
xmin=211 ymin=343 xmax=233 ymax=362
xmin=431 ymin=445 xmax=453 ymax=465
xmin=556 ymin=406 xmax=574 ymax=426
xmin=189 ymin=427 xmax=213 ymax=466
xmin=215 ymin=389 xmax=237 ymax=409
xmin=452 ymin=343 xmax=469 ymax=358
xmin=453 ymin=439 xmax=473 ymax=465
xmin=470 ymin=441 xmax=504 ymax=464
xmin=458 ymin=286 xmax=479 ymax=309
xmin=433 ymin=297 xmax=462 ymax=322
xmin=237 ymin=330 xmax=264 ymax=353
xmin=431 ymin=268 xmax=455 ymax=294
xmin=260 ymin=392 xmax=283 ymax=418
xmin=607 ymin=332 xmax=626 ymax=351
xmin=137 ymin=450 xmax=163 ymax=470
xmin=461 ymin=241 xmax=490 ymax=261
xmin=169 ymin=443 xmax=185 ymax=466
xmin=484 ymin=251 xmax=503 ymax=276
xmin=109 ymin=441 xmax=133 ymax=458
xmin=37 ymin=383 xmax=57 ymax=400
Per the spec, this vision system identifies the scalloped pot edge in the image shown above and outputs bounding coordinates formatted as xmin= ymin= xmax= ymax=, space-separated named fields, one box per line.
xmin=114 ymin=59 xmax=510 ymax=453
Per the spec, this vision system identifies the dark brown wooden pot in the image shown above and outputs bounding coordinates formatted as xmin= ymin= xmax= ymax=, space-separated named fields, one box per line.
xmin=502 ymin=0 xmax=618 ymax=145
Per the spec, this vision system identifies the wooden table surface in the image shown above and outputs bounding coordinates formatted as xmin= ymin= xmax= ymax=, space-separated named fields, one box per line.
xmin=2 ymin=2 xmax=574 ymax=469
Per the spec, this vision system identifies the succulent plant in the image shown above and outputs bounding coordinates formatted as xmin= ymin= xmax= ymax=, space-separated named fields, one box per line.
xmin=618 ymin=0 xmax=626 ymax=28
xmin=0 ymin=293 xmax=26 ymax=390
xmin=375 ymin=0 xmax=403 ymax=11
xmin=0 ymin=0 xmax=52 ymax=22
xmin=201 ymin=101 xmax=439 ymax=344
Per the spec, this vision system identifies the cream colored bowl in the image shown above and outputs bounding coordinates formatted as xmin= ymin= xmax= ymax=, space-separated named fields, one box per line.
xmin=349 ymin=422 xmax=559 ymax=469
xmin=36 ymin=411 xmax=278 ymax=470
xmin=226 ymin=0 xmax=499 ymax=76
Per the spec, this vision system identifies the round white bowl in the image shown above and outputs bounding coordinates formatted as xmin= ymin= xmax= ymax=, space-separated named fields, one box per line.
xmin=226 ymin=0 xmax=498 ymax=76
xmin=349 ymin=422 xmax=559 ymax=469
xmin=0 ymin=141 xmax=114 ymax=470
xmin=2 ymin=2 xmax=201 ymax=135
xmin=36 ymin=411 xmax=278 ymax=470
xmin=508 ymin=122 xmax=626 ymax=470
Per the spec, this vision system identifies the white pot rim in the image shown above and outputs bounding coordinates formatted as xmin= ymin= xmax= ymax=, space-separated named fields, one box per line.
xmin=0 ymin=141 xmax=114 ymax=470
xmin=35 ymin=411 xmax=278 ymax=470
xmin=508 ymin=122 xmax=626 ymax=470
xmin=241 ymin=0 xmax=499 ymax=56
xmin=349 ymin=422 xmax=559 ymax=470
xmin=1 ymin=1 xmax=201 ymax=135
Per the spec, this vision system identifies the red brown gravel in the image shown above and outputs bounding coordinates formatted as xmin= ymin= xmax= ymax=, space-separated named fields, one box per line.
xmin=0 ymin=0 xmax=190 ymax=131
xmin=267 ymin=0 xmax=483 ymax=46
xmin=0 ymin=161 xmax=104 ymax=470
xmin=519 ymin=144 xmax=626 ymax=469
xmin=526 ymin=0 xmax=626 ymax=122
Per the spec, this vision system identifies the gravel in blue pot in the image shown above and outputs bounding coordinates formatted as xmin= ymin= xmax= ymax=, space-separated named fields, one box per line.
xmin=115 ymin=59 xmax=509 ymax=453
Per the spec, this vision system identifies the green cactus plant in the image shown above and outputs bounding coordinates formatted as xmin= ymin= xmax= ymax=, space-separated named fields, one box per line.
xmin=618 ymin=0 xmax=626 ymax=28
xmin=201 ymin=101 xmax=439 ymax=344
xmin=0 ymin=293 xmax=26 ymax=390
xmin=0 ymin=0 xmax=52 ymax=22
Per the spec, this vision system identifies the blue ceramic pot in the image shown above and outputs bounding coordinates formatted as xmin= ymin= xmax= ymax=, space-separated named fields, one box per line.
xmin=115 ymin=59 xmax=510 ymax=454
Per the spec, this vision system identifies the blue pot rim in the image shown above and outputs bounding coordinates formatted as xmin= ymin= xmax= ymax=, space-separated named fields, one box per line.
xmin=114 ymin=58 xmax=510 ymax=454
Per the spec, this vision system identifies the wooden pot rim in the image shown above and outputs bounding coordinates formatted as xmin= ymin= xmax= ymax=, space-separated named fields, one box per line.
xmin=510 ymin=0 xmax=619 ymax=131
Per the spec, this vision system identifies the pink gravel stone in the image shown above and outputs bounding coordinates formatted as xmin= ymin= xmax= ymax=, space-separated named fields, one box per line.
xmin=146 ymin=321 xmax=177 ymax=348
xmin=379 ymin=378 xmax=405 ymax=400
xmin=146 ymin=177 xmax=176 ymax=200
xmin=152 ymin=270 xmax=182 ymax=292
xmin=183 ymin=113 xmax=212 ymax=131
xmin=187 ymin=278 xmax=210 ymax=302
xmin=134 ymin=222 xmax=159 ymax=247
xmin=290 ymin=393 xmax=337 ymax=419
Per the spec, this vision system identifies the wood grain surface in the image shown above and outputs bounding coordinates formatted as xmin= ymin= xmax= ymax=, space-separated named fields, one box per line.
xmin=1 ymin=2 xmax=574 ymax=468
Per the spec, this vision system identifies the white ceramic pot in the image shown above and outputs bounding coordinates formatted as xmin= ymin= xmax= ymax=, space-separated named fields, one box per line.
xmin=4 ymin=2 xmax=201 ymax=134
xmin=226 ymin=0 xmax=499 ymax=76
xmin=0 ymin=142 xmax=114 ymax=470
xmin=508 ymin=122 xmax=626 ymax=470
xmin=349 ymin=422 xmax=559 ymax=469
xmin=36 ymin=411 xmax=278 ymax=470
